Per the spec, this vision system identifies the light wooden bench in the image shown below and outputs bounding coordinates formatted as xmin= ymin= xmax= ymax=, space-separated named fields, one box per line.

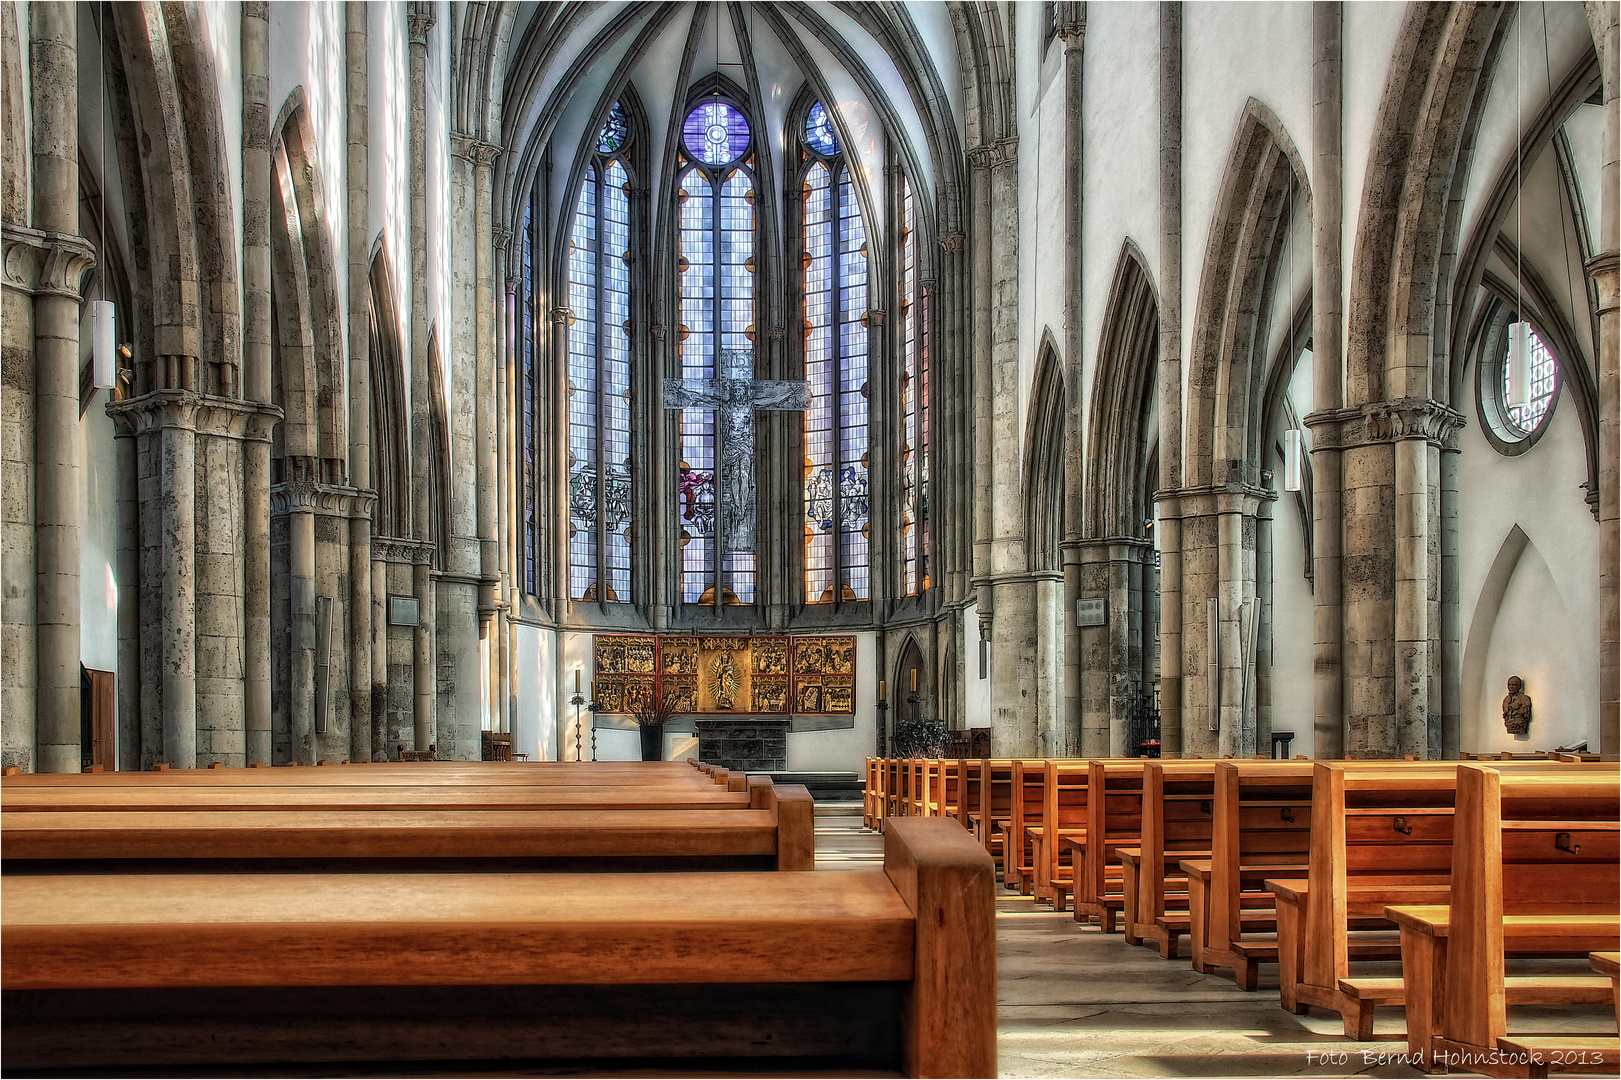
xmin=2 ymin=760 xmax=725 ymax=788
xmin=1184 ymin=760 xmax=1314 ymax=986
xmin=1032 ymin=759 xmax=1092 ymax=911
xmin=997 ymin=759 xmax=1052 ymax=894
xmin=1073 ymin=760 xmax=1151 ymax=932
xmin=1387 ymin=765 xmax=1619 ymax=1077
xmin=1272 ymin=760 xmax=1617 ymax=1035
xmin=0 ymin=816 xmax=995 ymax=1077
xmin=2 ymin=780 xmax=817 ymax=873
xmin=1128 ymin=760 xmax=1219 ymax=958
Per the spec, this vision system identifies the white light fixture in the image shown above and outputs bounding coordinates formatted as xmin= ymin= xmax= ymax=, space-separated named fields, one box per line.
xmin=91 ymin=300 xmax=116 ymax=389
xmin=1283 ymin=429 xmax=1303 ymax=493
xmin=1507 ymin=320 xmax=1531 ymax=409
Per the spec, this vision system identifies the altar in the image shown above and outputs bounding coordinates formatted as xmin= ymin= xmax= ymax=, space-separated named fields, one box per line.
xmin=693 ymin=717 xmax=790 ymax=772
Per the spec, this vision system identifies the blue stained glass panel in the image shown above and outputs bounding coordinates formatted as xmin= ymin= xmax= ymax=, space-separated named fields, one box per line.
xmin=683 ymin=101 xmax=751 ymax=166
xmin=805 ymin=101 xmax=839 ymax=157
xmin=598 ymin=102 xmax=628 ymax=154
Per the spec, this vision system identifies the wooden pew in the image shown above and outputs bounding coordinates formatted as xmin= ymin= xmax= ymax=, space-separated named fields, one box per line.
xmin=865 ymin=757 xmax=883 ymax=828
xmin=1 ymin=760 xmax=726 ymax=788
xmin=964 ymin=760 xmax=1014 ymax=873
xmin=0 ymin=816 xmax=995 ymax=1078
xmin=1032 ymin=759 xmax=1091 ymax=911
xmin=997 ymin=759 xmax=1049 ymax=894
xmin=1272 ymin=763 xmax=1459 ymax=1033
xmin=1127 ymin=760 xmax=1219 ymax=959
xmin=1 ymin=781 xmax=758 ymax=814
xmin=1386 ymin=766 xmax=1619 ymax=1076
xmin=3 ymin=780 xmax=818 ymax=873
xmin=1074 ymin=760 xmax=1149 ymax=932
xmin=1182 ymin=760 xmax=1313 ymax=985
xmin=1271 ymin=761 xmax=1616 ymax=1034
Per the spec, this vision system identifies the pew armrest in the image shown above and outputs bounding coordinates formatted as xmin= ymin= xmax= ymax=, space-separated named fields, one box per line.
xmin=883 ymin=817 xmax=998 ymax=1080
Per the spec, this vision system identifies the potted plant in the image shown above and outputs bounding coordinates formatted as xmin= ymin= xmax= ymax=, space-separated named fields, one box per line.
xmin=630 ymin=686 xmax=685 ymax=762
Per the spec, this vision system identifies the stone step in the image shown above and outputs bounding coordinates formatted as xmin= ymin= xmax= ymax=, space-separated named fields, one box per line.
xmin=766 ymin=771 xmax=863 ymax=804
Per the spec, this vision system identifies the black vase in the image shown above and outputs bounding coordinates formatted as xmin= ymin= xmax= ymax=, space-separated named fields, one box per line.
xmin=639 ymin=725 xmax=662 ymax=762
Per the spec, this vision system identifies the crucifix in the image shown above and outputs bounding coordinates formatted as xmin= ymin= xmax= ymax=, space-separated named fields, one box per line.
xmin=665 ymin=349 xmax=810 ymax=605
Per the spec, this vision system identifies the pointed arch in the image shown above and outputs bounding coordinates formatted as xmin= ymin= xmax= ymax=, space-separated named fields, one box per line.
xmin=1186 ymin=99 xmax=1311 ymax=489
xmin=270 ymin=96 xmax=346 ymax=481
xmin=1459 ymin=524 xmax=1531 ymax=756
xmin=893 ymin=634 xmax=927 ymax=723
xmin=1085 ymin=240 xmax=1160 ymax=539
xmin=367 ymin=245 xmax=409 ymax=539
xmin=1 ymin=2 xmax=25 ymax=226
xmin=1346 ymin=3 xmax=1509 ymax=405
xmin=1024 ymin=342 xmax=1066 ymax=573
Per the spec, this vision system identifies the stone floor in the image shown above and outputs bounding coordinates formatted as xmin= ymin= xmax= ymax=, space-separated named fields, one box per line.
xmin=817 ymin=810 xmax=1614 ymax=1079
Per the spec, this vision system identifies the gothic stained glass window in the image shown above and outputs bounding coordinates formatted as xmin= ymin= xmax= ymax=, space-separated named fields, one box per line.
xmin=566 ymin=108 xmax=634 ymax=603
xmin=900 ymin=176 xmax=930 ymax=595
xmin=800 ymin=102 xmax=869 ymax=603
xmin=677 ymin=100 xmax=757 ymax=605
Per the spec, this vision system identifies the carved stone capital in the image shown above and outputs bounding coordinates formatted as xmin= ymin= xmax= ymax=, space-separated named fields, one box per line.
xmin=493 ymin=227 xmax=513 ymax=252
xmin=373 ymin=535 xmax=438 ymax=565
xmin=108 ymin=390 xmax=283 ymax=442
xmin=866 ymin=309 xmax=886 ymax=327
xmin=1304 ymin=401 xmax=1465 ymax=452
xmin=1586 ymin=250 xmax=1619 ymax=313
xmin=937 ymin=232 xmax=966 ymax=254
xmin=2 ymin=225 xmax=96 ymax=300
xmin=406 ymin=2 xmax=435 ymax=45
xmin=1056 ymin=1 xmax=1087 ymax=44
xmin=766 ymin=325 xmax=786 ymax=342
xmin=550 ymin=306 xmax=573 ymax=325
xmin=271 ymin=478 xmax=377 ymax=520
xmin=451 ymin=132 xmax=502 ymax=168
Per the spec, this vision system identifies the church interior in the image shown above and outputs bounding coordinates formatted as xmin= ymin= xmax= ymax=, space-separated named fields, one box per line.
xmin=2 ymin=0 xmax=1619 ymax=1076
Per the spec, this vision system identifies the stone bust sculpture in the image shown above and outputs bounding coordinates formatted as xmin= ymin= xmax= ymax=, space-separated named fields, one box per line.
xmin=1501 ymin=676 xmax=1532 ymax=736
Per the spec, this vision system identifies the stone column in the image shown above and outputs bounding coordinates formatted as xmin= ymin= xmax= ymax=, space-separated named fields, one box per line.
xmin=474 ymin=143 xmax=502 ymax=626
xmin=1309 ymin=0 xmax=1345 ymax=759
xmin=161 ymin=397 xmax=198 ymax=767
xmin=1155 ymin=1 xmax=1186 ymax=757
xmin=284 ymin=479 xmax=317 ymax=764
xmin=113 ymin=411 xmax=139 ymax=770
xmin=241 ymin=1 xmax=273 ymax=766
xmin=407 ymin=4 xmax=434 ymax=751
xmin=346 ymin=0 xmax=373 ymax=765
xmin=1059 ymin=7 xmax=1087 ymax=755
xmin=1588 ymin=0 xmax=1618 ymax=758
xmin=28 ymin=2 xmax=83 ymax=773
xmin=975 ymin=139 xmax=1036 ymax=756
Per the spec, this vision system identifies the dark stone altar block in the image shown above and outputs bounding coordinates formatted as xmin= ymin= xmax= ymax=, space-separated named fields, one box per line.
xmin=694 ymin=718 xmax=790 ymax=772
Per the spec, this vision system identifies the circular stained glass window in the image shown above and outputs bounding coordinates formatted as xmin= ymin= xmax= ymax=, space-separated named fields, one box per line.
xmin=805 ymin=101 xmax=839 ymax=156
xmin=682 ymin=101 xmax=750 ymax=166
xmin=597 ymin=103 xmax=628 ymax=154
xmin=1500 ymin=324 xmax=1557 ymax=438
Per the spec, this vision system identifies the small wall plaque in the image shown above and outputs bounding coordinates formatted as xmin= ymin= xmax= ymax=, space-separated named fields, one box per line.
xmin=1076 ymin=597 xmax=1106 ymax=627
xmin=388 ymin=595 xmax=420 ymax=627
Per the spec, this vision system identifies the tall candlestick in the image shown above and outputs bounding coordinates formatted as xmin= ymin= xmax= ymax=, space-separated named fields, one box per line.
xmin=575 ymin=669 xmax=581 ymax=693
xmin=879 ymin=679 xmax=886 ymax=703
xmin=910 ymin=667 xmax=919 ymax=693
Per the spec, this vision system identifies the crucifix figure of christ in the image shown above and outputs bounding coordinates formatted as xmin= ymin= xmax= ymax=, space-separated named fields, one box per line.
xmin=664 ymin=349 xmax=811 ymax=560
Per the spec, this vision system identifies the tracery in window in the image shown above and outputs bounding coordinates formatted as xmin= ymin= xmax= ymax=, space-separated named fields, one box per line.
xmin=677 ymin=99 xmax=757 ymax=605
xmin=899 ymin=176 xmax=930 ymax=596
xmin=566 ymin=106 xmax=634 ymax=602
xmin=798 ymin=100 xmax=870 ymax=603
xmin=1502 ymin=324 xmax=1557 ymax=436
